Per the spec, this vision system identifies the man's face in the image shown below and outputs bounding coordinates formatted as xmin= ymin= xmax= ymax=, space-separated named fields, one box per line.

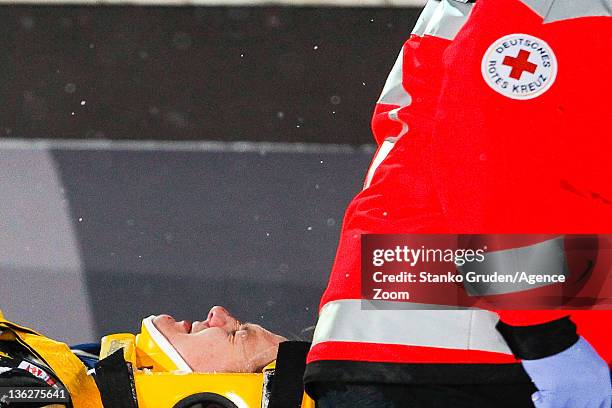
xmin=152 ymin=306 xmax=286 ymax=373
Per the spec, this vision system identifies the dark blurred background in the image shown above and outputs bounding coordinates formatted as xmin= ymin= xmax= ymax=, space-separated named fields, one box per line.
xmin=0 ymin=5 xmax=422 ymax=143
xmin=0 ymin=3 xmax=422 ymax=343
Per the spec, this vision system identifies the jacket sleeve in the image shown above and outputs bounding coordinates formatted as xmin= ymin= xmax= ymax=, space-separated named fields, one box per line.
xmin=460 ymin=234 xmax=592 ymax=359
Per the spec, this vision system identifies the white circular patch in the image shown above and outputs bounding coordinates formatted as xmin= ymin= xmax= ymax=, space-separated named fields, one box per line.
xmin=481 ymin=33 xmax=557 ymax=100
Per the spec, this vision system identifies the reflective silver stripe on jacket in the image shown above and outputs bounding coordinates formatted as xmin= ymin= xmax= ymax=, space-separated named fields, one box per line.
xmin=420 ymin=0 xmax=475 ymax=40
xmin=312 ymin=299 xmax=512 ymax=355
xmin=363 ymin=138 xmax=398 ymax=189
xmin=412 ymin=0 xmax=442 ymax=36
xmin=459 ymin=236 xmax=569 ymax=296
xmin=519 ymin=0 xmax=611 ymax=22
xmin=377 ymin=49 xmax=412 ymax=107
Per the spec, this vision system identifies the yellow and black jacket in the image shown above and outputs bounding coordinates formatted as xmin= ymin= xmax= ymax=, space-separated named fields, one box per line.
xmin=0 ymin=311 xmax=103 ymax=408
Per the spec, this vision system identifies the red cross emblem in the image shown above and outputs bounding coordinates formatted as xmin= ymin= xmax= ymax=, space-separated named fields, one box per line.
xmin=502 ymin=49 xmax=538 ymax=80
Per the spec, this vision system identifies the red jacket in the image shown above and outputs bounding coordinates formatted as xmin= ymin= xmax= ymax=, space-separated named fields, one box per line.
xmin=305 ymin=0 xmax=611 ymax=389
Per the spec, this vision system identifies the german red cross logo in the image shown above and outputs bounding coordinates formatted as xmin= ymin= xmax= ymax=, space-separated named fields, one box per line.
xmin=481 ymin=33 xmax=557 ymax=100
xmin=503 ymin=49 xmax=537 ymax=80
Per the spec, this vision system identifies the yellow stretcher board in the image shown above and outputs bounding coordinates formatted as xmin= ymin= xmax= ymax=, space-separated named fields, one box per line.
xmin=100 ymin=333 xmax=314 ymax=408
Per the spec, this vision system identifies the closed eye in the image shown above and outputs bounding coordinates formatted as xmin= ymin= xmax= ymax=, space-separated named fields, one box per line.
xmin=229 ymin=323 xmax=249 ymax=343
xmin=234 ymin=324 xmax=251 ymax=338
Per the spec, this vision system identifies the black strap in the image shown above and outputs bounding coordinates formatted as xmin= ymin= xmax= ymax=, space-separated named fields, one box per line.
xmin=94 ymin=349 xmax=139 ymax=408
xmin=267 ymin=341 xmax=310 ymax=408
xmin=496 ymin=316 xmax=579 ymax=360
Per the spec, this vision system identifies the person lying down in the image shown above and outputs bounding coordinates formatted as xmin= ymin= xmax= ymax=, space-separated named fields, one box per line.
xmin=136 ymin=305 xmax=287 ymax=373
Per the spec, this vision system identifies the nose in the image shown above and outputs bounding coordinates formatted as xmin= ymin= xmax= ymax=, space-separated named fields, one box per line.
xmin=206 ymin=306 xmax=238 ymax=331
